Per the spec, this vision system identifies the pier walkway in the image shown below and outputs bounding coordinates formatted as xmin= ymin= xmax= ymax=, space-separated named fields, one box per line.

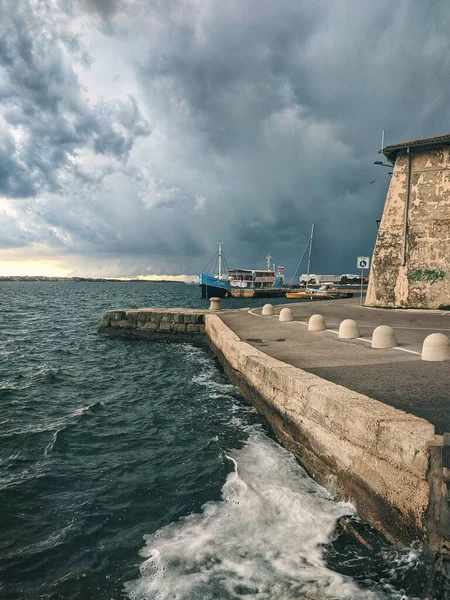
xmin=219 ymin=298 xmax=450 ymax=434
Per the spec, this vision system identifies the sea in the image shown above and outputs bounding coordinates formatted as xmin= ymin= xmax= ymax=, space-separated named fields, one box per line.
xmin=0 ymin=281 xmax=437 ymax=600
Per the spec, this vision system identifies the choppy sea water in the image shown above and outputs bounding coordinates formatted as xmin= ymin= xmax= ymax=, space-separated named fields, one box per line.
xmin=0 ymin=282 xmax=435 ymax=599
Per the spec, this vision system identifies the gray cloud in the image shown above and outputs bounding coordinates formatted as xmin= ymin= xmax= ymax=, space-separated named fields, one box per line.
xmin=0 ymin=0 xmax=149 ymax=198
xmin=1 ymin=0 xmax=450 ymax=276
xmin=80 ymin=0 xmax=119 ymax=15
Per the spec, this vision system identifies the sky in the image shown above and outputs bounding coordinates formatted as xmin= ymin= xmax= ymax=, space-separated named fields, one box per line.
xmin=1 ymin=0 xmax=450 ymax=279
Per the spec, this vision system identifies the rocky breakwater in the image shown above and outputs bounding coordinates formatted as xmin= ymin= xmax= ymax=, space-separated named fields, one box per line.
xmin=98 ymin=308 xmax=206 ymax=339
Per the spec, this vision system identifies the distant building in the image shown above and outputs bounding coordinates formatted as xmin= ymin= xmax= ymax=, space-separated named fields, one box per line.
xmin=342 ymin=274 xmax=363 ymax=281
xmin=300 ymin=274 xmax=364 ymax=285
xmin=300 ymin=274 xmax=342 ymax=284
xmin=366 ymin=134 xmax=450 ymax=308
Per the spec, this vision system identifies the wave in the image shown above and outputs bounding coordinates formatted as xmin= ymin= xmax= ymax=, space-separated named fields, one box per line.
xmin=4 ymin=519 xmax=75 ymax=560
xmin=0 ymin=401 xmax=101 ymax=441
xmin=0 ymin=364 xmax=64 ymax=392
xmin=70 ymin=402 xmax=103 ymax=417
xmin=0 ymin=460 xmax=49 ymax=491
xmin=0 ymin=401 xmax=103 ymax=489
xmin=125 ymin=432 xmax=390 ymax=600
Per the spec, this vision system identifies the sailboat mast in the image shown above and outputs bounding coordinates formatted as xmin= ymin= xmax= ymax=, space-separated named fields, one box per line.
xmin=218 ymin=241 xmax=223 ymax=279
xmin=306 ymin=224 xmax=314 ymax=277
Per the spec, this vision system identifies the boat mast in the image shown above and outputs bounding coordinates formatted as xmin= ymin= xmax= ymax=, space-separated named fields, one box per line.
xmin=218 ymin=241 xmax=223 ymax=279
xmin=306 ymin=224 xmax=314 ymax=277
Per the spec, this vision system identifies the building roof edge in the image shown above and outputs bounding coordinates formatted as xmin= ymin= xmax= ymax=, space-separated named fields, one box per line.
xmin=382 ymin=134 xmax=450 ymax=162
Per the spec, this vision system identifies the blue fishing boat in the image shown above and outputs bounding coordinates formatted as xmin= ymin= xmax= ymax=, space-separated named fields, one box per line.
xmin=199 ymin=242 xmax=285 ymax=298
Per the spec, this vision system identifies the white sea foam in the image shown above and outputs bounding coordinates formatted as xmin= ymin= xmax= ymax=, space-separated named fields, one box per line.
xmin=70 ymin=404 xmax=95 ymax=417
xmin=192 ymin=369 xmax=236 ymax=392
xmin=125 ymin=432 xmax=386 ymax=600
xmin=182 ymin=343 xmax=236 ymax=393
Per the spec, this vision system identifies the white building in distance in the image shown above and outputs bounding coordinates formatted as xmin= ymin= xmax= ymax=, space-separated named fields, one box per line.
xmin=300 ymin=274 xmax=362 ymax=284
xmin=300 ymin=274 xmax=341 ymax=284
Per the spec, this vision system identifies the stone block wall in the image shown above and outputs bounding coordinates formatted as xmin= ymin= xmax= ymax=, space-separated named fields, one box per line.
xmin=99 ymin=308 xmax=206 ymax=338
xmin=367 ymin=146 xmax=450 ymax=308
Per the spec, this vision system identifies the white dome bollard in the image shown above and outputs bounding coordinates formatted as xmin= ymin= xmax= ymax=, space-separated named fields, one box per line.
xmin=209 ymin=297 xmax=221 ymax=311
xmin=338 ymin=319 xmax=360 ymax=339
xmin=279 ymin=307 xmax=294 ymax=322
xmin=372 ymin=325 xmax=398 ymax=349
xmin=308 ymin=314 xmax=326 ymax=331
xmin=262 ymin=304 xmax=274 ymax=316
xmin=421 ymin=333 xmax=450 ymax=361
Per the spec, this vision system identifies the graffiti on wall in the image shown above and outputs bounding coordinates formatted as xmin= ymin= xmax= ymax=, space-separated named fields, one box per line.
xmin=408 ymin=269 xmax=446 ymax=285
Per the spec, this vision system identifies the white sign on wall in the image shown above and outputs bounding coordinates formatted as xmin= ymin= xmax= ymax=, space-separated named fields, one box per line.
xmin=357 ymin=256 xmax=370 ymax=270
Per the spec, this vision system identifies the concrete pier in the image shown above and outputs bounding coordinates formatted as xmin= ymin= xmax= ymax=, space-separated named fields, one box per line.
xmin=230 ymin=287 xmax=289 ymax=298
xmin=219 ymin=298 xmax=450 ymax=434
xmin=98 ymin=298 xmax=450 ymax=556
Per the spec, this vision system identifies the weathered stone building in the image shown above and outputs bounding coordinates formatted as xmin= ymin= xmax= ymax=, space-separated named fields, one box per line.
xmin=366 ymin=134 xmax=450 ymax=308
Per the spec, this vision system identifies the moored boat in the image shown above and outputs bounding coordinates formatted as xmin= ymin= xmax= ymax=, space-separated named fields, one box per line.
xmin=286 ymin=283 xmax=354 ymax=300
xmin=199 ymin=243 xmax=287 ymax=299
xmin=199 ymin=272 xmax=231 ymax=298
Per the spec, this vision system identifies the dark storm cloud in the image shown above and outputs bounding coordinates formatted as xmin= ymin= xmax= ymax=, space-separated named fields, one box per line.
xmin=2 ymin=0 xmax=450 ymax=276
xmin=127 ymin=0 xmax=450 ymax=273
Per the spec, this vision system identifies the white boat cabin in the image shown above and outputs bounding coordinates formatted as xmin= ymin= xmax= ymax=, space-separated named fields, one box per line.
xmin=227 ymin=269 xmax=276 ymax=289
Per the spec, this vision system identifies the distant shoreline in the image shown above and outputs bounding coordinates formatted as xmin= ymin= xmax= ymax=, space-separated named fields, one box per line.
xmin=0 ymin=277 xmax=189 ymax=283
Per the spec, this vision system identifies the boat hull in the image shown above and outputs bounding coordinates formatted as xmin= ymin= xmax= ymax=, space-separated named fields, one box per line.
xmin=285 ymin=292 xmax=331 ymax=299
xmin=285 ymin=290 xmax=354 ymax=299
xmin=200 ymin=283 xmax=230 ymax=299
xmin=199 ymin=273 xmax=231 ymax=298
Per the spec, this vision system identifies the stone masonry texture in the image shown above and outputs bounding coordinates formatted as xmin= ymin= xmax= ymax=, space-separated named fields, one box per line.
xmin=367 ymin=146 xmax=450 ymax=308
xmin=98 ymin=308 xmax=206 ymax=338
